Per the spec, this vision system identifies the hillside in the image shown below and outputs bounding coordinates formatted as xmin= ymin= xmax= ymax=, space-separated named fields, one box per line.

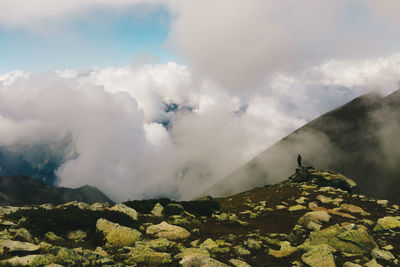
xmin=0 ymin=134 xmax=76 ymax=185
xmin=0 ymin=168 xmax=398 ymax=266
xmin=0 ymin=175 xmax=113 ymax=206
xmin=203 ymin=90 xmax=400 ymax=201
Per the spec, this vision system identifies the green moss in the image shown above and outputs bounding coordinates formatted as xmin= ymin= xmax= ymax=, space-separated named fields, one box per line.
xmin=125 ymin=245 xmax=172 ymax=265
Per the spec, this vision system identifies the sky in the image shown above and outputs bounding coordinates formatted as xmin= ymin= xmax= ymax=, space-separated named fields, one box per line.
xmin=1 ymin=1 xmax=400 ymax=201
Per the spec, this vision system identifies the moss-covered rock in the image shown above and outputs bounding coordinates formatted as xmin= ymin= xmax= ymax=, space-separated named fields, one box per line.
xmin=0 ymin=240 xmax=40 ymax=255
xmin=55 ymin=247 xmax=84 ymax=266
xmin=180 ymin=254 xmax=229 ymax=267
xmin=268 ymin=241 xmax=298 ymax=258
xmin=151 ymin=203 xmax=164 ymax=217
xmin=136 ymin=238 xmax=174 ymax=252
xmin=373 ymin=216 xmax=400 ymax=232
xmin=66 ymin=229 xmax=87 ymax=241
xmin=175 ymin=247 xmax=210 ymax=260
xmin=146 ymin=221 xmax=190 ymax=240
xmin=14 ymin=228 xmax=34 ymax=243
xmin=302 ymin=223 xmax=377 ymax=255
xmin=96 ymin=218 xmax=141 ymax=247
xmin=301 ymin=244 xmax=336 ymax=267
xmin=44 ymin=232 xmax=64 ymax=244
xmin=125 ymin=244 xmax=172 ymax=265
xmin=0 ymin=254 xmax=56 ymax=267
xmin=110 ymin=203 xmax=138 ymax=221
xmin=229 ymin=258 xmax=252 ymax=267
xmin=200 ymin=238 xmax=219 ymax=251
xmin=297 ymin=210 xmax=330 ymax=231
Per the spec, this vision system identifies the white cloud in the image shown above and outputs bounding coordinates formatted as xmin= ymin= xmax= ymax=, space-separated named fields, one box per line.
xmin=167 ymin=1 xmax=400 ymax=91
xmin=2 ymin=50 xmax=400 ymax=200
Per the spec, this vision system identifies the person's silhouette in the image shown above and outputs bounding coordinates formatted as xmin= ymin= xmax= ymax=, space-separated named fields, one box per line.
xmin=297 ymin=154 xmax=302 ymax=167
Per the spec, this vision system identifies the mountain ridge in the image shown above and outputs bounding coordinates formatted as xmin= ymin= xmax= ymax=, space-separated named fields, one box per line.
xmin=203 ymin=90 xmax=400 ymax=201
xmin=0 ymin=175 xmax=113 ymax=206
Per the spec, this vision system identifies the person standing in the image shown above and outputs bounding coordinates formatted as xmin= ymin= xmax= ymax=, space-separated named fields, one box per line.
xmin=297 ymin=154 xmax=302 ymax=167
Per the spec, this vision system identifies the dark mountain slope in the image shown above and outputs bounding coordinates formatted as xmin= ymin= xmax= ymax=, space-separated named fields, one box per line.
xmin=0 ymin=133 xmax=76 ymax=185
xmin=0 ymin=175 xmax=113 ymax=205
xmin=204 ymin=90 xmax=400 ymax=201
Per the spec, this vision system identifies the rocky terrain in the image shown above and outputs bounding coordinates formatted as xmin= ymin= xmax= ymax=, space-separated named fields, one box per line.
xmin=0 ymin=167 xmax=399 ymax=266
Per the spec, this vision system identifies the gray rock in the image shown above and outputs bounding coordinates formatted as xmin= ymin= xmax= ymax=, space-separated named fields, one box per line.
xmin=233 ymin=245 xmax=250 ymax=256
xmin=297 ymin=211 xmax=330 ymax=231
xmin=343 ymin=262 xmax=362 ymax=267
xmin=0 ymin=254 xmax=55 ymax=266
xmin=67 ymin=229 xmax=87 ymax=241
xmin=302 ymin=223 xmax=377 ymax=255
xmin=371 ymin=247 xmax=394 ymax=261
xmin=96 ymin=218 xmax=141 ymax=247
xmin=301 ymin=244 xmax=336 ymax=267
xmin=337 ymin=203 xmax=370 ymax=216
xmin=125 ymin=244 xmax=172 ymax=265
xmin=14 ymin=228 xmax=34 ymax=243
xmin=180 ymin=254 xmax=229 ymax=267
xmin=365 ymin=259 xmax=383 ymax=267
xmin=44 ymin=232 xmax=64 ymax=244
xmin=374 ymin=216 xmax=400 ymax=232
xmin=229 ymin=258 xmax=252 ymax=267
xmin=151 ymin=203 xmax=164 ymax=216
xmin=146 ymin=221 xmax=190 ymax=240
xmin=56 ymin=247 xmax=84 ymax=265
xmin=110 ymin=203 xmax=138 ymax=220
xmin=0 ymin=240 xmax=40 ymax=254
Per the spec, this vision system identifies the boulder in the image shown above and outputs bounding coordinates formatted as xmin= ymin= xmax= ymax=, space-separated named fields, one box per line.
xmin=110 ymin=203 xmax=138 ymax=221
xmin=343 ymin=262 xmax=362 ymax=267
xmin=151 ymin=203 xmax=164 ymax=217
xmin=302 ymin=223 xmax=377 ymax=255
xmin=0 ymin=254 xmax=55 ymax=267
xmin=56 ymin=248 xmax=84 ymax=266
xmin=233 ymin=245 xmax=250 ymax=256
xmin=288 ymin=205 xmax=306 ymax=212
xmin=180 ymin=254 xmax=229 ymax=267
xmin=301 ymin=244 xmax=336 ymax=267
xmin=365 ymin=259 xmax=383 ymax=267
xmin=373 ymin=216 xmax=400 ymax=232
xmin=297 ymin=211 xmax=330 ymax=231
xmin=244 ymin=238 xmax=262 ymax=250
xmin=290 ymin=167 xmax=357 ymax=192
xmin=229 ymin=258 xmax=252 ymax=267
xmin=135 ymin=238 xmax=174 ymax=252
xmin=146 ymin=221 xmax=190 ymax=240
xmin=268 ymin=241 xmax=298 ymax=258
xmin=0 ymin=240 xmax=40 ymax=254
xmin=337 ymin=203 xmax=370 ymax=216
xmin=67 ymin=230 xmax=87 ymax=241
xmin=125 ymin=244 xmax=172 ymax=265
xmin=44 ymin=232 xmax=64 ymax=244
xmin=316 ymin=195 xmax=342 ymax=206
xmin=96 ymin=218 xmax=141 ymax=247
xmin=174 ymin=247 xmax=210 ymax=260
xmin=89 ymin=202 xmax=109 ymax=211
xmin=77 ymin=248 xmax=114 ymax=266
xmin=15 ymin=228 xmax=34 ymax=243
xmin=371 ymin=247 xmax=395 ymax=261
xmin=199 ymin=238 xmax=219 ymax=251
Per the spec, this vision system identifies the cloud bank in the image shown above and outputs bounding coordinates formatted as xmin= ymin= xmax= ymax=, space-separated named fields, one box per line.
xmin=1 ymin=52 xmax=400 ymax=201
